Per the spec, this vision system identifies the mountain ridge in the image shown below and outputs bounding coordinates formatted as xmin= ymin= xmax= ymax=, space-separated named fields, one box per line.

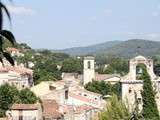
xmin=55 ymin=39 xmax=160 ymax=57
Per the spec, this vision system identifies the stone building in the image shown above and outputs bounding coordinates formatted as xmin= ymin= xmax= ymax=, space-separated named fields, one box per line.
xmin=121 ymin=55 xmax=160 ymax=111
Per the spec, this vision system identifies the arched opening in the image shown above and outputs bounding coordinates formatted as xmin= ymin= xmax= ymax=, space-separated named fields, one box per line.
xmin=87 ymin=61 xmax=91 ymax=69
xmin=136 ymin=63 xmax=147 ymax=80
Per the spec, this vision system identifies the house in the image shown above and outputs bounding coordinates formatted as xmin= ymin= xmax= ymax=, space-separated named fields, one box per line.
xmin=0 ymin=60 xmax=33 ymax=89
xmin=60 ymin=105 xmax=98 ymax=120
xmin=31 ymin=81 xmax=69 ymax=105
xmin=6 ymin=47 xmax=24 ymax=57
xmin=6 ymin=103 xmax=42 ymax=120
xmin=67 ymin=87 xmax=105 ymax=109
xmin=95 ymin=73 xmax=121 ymax=84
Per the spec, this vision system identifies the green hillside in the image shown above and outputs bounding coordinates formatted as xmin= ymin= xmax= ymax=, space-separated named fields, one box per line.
xmin=59 ymin=39 xmax=160 ymax=58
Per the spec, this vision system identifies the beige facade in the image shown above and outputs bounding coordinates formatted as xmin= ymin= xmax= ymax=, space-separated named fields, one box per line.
xmin=6 ymin=104 xmax=42 ymax=120
xmin=121 ymin=55 xmax=160 ymax=111
xmin=31 ymin=81 xmax=69 ymax=105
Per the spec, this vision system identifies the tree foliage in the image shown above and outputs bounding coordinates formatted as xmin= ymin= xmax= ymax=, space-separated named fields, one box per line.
xmin=33 ymin=60 xmax=62 ymax=84
xmin=99 ymin=94 xmax=131 ymax=120
xmin=19 ymin=88 xmax=38 ymax=104
xmin=141 ymin=64 xmax=160 ymax=119
xmin=61 ymin=58 xmax=83 ymax=74
xmin=0 ymin=84 xmax=19 ymax=117
xmin=96 ymin=56 xmax=129 ymax=76
xmin=84 ymin=81 xmax=121 ymax=97
xmin=0 ymin=0 xmax=16 ymax=65
xmin=0 ymin=84 xmax=38 ymax=117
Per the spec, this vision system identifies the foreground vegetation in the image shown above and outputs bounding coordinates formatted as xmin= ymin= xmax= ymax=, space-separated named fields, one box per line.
xmin=99 ymin=95 xmax=131 ymax=120
xmin=140 ymin=64 xmax=160 ymax=119
xmin=0 ymin=84 xmax=38 ymax=117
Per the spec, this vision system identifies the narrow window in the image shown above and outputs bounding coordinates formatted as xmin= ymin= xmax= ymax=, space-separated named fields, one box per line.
xmin=65 ymin=90 xmax=68 ymax=99
xmin=129 ymin=88 xmax=132 ymax=93
xmin=138 ymin=98 xmax=142 ymax=104
xmin=87 ymin=61 xmax=91 ymax=69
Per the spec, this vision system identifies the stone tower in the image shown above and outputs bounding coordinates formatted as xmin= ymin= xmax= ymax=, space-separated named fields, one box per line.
xmin=83 ymin=56 xmax=95 ymax=85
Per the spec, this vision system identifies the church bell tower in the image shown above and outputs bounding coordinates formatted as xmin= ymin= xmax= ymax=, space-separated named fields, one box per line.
xmin=83 ymin=56 xmax=95 ymax=85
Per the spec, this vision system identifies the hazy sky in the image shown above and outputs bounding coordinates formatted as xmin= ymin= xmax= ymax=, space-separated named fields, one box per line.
xmin=3 ymin=0 xmax=160 ymax=49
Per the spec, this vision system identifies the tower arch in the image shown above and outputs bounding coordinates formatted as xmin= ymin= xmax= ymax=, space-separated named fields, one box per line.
xmin=129 ymin=55 xmax=156 ymax=80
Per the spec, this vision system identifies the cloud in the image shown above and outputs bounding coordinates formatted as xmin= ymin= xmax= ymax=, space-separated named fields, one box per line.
xmin=88 ymin=16 xmax=97 ymax=21
xmin=7 ymin=5 xmax=36 ymax=15
xmin=104 ymin=9 xmax=112 ymax=16
xmin=125 ymin=32 xmax=160 ymax=40
xmin=152 ymin=11 xmax=159 ymax=17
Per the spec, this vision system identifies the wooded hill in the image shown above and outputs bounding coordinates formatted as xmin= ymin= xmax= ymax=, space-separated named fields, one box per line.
xmin=58 ymin=39 xmax=160 ymax=58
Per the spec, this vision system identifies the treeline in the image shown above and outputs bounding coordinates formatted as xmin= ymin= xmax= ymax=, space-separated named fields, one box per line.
xmin=14 ymin=48 xmax=83 ymax=84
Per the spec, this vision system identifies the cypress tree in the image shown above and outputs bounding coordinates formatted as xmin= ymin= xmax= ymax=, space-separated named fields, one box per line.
xmin=141 ymin=65 xmax=160 ymax=120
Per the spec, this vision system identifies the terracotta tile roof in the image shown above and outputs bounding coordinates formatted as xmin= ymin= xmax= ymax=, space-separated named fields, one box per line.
xmin=42 ymin=100 xmax=63 ymax=119
xmin=11 ymin=104 xmax=38 ymax=110
xmin=95 ymin=73 xmax=120 ymax=81
xmin=69 ymin=93 xmax=91 ymax=102
xmin=61 ymin=105 xmax=96 ymax=114
xmin=0 ymin=66 xmax=33 ymax=75
xmin=6 ymin=47 xmax=20 ymax=52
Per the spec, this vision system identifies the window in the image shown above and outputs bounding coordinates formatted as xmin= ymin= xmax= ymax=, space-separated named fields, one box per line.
xmin=129 ymin=88 xmax=132 ymax=93
xmin=87 ymin=61 xmax=91 ymax=69
xmin=138 ymin=98 xmax=142 ymax=104
xmin=65 ymin=90 xmax=68 ymax=99
xmin=49 ymin=85 xmax=56 ymax=90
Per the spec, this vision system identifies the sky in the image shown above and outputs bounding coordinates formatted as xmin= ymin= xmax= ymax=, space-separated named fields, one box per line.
xmin=3 ymin=0 xmax=160 ymax=49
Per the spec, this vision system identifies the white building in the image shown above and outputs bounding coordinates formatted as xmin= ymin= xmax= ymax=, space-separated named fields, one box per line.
xmin=121 ymin=55 xmax=160 ymax=111
xmin=31 ymin=81 xmax=69 ymax=105
xmin=0 ymin=60 xmax=33 ymax=89
xmin=67 ymin=87 xmax=105 ymax=109
xmin=83 ymin=56 xmax=95 ymax=85
xmin=6 ymin=103 xmax=42 ymax=120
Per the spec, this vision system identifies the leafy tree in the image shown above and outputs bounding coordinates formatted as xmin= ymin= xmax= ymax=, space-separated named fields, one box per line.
xmin=96 ymin=56 xmax=129 ymax=75
xmin=33 ymin=60 xmax=62 ymax=85
xmin=111 ymin=82 xmax=121 ymax=99
xmin=85 ymin=81 xmax=121 ymax=97
xmin=0 ymin=84 xmax=20 ymax=117
xmin=100 ymin=57 xmax=129 ymax=76
xmin=19 ymin=88 xmax=38 ymax=104
xmin=61 ymin=58 xmax=83 ymax=74
xmin=141 ymin=64 xmax=160 ymax=119
xmin=0 ymin=84 xmax=38 ymax=117
xmin=0 ymin=0 xmax=16 ymax=65
xmin=99 ymin=94 xmax=131 ymax=120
